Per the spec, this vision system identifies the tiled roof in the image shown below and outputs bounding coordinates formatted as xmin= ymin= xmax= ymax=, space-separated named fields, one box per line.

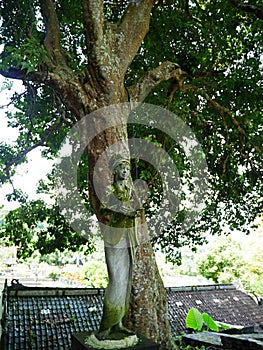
xmin=1 ymin=283 xmax=104 ymax=350
xmin=1 ymin=282 xmax=263 ymax=349
xmin=167 ymin=285 xmax=263 ymax=335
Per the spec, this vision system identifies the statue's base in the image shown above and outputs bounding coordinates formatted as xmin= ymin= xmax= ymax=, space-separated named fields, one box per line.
xmin=71 ymin=332 xmax=160 ymax=350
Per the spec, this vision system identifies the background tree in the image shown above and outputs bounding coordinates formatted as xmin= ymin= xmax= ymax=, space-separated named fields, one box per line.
xmin=197 ymin=226 xmax=263 ymax=296
xmin=0 ymin=0 xmax=262 ymax=348
xmin=197 ymin=237 xmax=244 ymax=284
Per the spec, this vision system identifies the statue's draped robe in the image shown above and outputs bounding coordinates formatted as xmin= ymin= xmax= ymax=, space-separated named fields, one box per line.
xmin=99 ymin=182 xmax=141 ymax=332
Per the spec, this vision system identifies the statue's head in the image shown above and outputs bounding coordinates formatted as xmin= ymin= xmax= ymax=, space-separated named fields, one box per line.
xmin=109 ymin=154 xmax=130 ymax=172
xmin=109 ymin=154 xmax=131 ymax=181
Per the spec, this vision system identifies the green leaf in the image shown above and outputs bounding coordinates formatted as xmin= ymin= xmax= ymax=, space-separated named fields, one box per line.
xmin=186 ymin=307 xmax=204 ymax=331
xmin=215 ymin=321 xmax=243 ymax=330
xmin=202 ymin=313 xmax=219 ymax=331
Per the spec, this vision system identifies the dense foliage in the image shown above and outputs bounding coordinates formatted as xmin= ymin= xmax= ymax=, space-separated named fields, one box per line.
xmin=0 ymin=200 xmax=92 ymax=259
xmin=197 ymin=229 xmax=263 ymax=296
xmin=0 ymin=0 xmax=262 ymax=261
xmin=197 ymin=237 xmax=244 ymax=283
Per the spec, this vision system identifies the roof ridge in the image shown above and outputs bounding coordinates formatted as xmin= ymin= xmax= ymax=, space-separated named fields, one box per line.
xmin=5 ymin=279 xmax=236 ymax=296
xmin=166 ymin=283 xmax=236 ymax=292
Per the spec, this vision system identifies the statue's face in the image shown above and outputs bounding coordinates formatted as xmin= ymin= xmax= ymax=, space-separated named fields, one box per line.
xmin=115 ymin=163 xmax=130 ymax=180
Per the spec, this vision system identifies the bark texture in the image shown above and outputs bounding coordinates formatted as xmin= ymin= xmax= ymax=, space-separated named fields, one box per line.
xmin=126 ymin=240 xmax=176 ymax=350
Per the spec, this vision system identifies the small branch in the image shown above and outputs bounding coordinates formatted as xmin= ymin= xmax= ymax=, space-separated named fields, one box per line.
xmin=228 ymin=0 xmax=263 ymax=19
xmin=193 ymin=70 xmax=225 ymax=78
xmin=2 ymin=121 xmax=63 ymax=184
xmin=4 ymin=167 xmax=28 ymax=202
xmin=2 ymin=143 xmax=42 ymax=185
xmin=0 ymin=96 xmax=20 ymax=110
xmin=24 ymin=82 xmax=36 ymax=146
xmin=127 ymin=61 xmax=188 ymax=102
xmin=0 ymin=101 xmax=13 ymax=109
xmin=182 ymin=83 xmax=261 ymax=155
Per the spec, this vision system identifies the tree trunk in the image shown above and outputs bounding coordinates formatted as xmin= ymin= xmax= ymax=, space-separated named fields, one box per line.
xmin=83 ymin=96 xmax=176 ymax=350
xmin=127 ymin=241 xmax=176 ymax=350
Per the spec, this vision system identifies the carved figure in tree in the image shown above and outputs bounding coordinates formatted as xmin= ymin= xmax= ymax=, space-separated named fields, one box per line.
xmin=97 ymin=155 xmax=143 ymax=340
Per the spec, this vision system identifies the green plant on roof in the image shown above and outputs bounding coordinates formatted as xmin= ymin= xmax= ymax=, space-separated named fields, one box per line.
xmin=27 ymin=329 xmax=37 ymax=346
xmin=185 ymin=307 xmax=243 ymax=332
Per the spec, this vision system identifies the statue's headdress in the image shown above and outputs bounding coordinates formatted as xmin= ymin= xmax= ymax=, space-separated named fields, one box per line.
xmin=109 ymin=154 xmax=130 ymax=173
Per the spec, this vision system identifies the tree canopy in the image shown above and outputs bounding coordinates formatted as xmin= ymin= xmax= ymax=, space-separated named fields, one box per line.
xmin=0 ymin=0 xmax=262 ymax=261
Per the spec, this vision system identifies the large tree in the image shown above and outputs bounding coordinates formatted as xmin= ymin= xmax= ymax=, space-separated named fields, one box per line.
xmin=0 ymin=0 xmax=262 ymax=348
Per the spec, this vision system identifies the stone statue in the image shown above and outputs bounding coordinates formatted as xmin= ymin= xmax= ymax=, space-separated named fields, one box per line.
xmin=96 ymin=155 xmax=143 ymax=343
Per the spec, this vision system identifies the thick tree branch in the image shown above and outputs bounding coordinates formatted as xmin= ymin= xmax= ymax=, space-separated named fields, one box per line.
xmin=83 ymin=0 xmax=104 ymax=48
xmin=127 ymin=61 xmax=188 ymax=102
xmin=114 ymin=0 xmax=156 ymax=76
xmin=39 ymin=0 xmax=66 ymax=65
xmin=0 ymin=68 xmax=29 ymax=81
xmin=130 ymin=60 xmax=261 ymax=156
xmin=83 ymin=0 xmax=106 ymax=80
xmin=0 ymin=66 xmax=50 ymax=84
xmin=228 ymin=0 xmax=263 ymax=19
